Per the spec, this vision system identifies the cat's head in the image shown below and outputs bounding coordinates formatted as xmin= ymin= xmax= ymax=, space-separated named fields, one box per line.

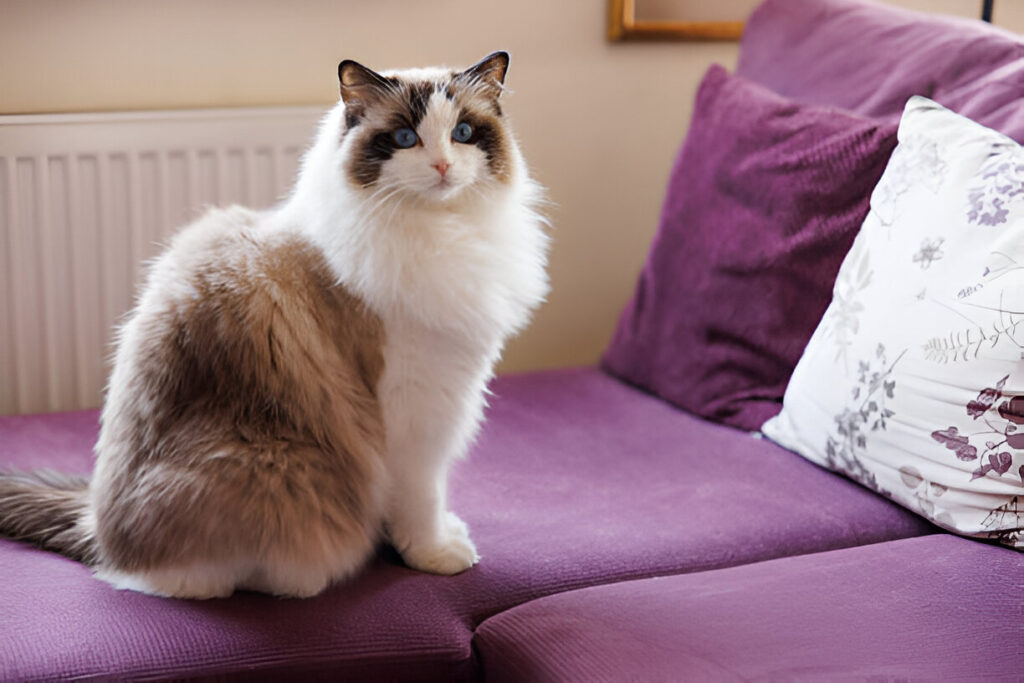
xmin=336 ymin=52 xmax=516 ymax=203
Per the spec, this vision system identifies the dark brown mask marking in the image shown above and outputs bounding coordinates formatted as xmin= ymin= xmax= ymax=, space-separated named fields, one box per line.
xmin=340 ymin=52 xmax=513 ymax=188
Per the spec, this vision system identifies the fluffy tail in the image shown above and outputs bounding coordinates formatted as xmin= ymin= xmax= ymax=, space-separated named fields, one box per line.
xmin=0 ymin=470 xmax=97 ymax=564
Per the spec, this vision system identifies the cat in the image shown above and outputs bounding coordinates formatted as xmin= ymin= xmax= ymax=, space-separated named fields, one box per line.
xmin=0 ymin=51 xmax=549 ymax=599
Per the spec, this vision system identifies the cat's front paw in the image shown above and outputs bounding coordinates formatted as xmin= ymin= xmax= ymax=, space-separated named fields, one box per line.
xmin=397 ymin=512 xmax=480 ymax=576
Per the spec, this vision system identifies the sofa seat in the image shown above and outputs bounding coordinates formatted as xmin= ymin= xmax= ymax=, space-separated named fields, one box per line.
xmin=0 ymin=368 xmax=935 ymax=679
xmin=474 ymin=533 xmax=1021 ymax=682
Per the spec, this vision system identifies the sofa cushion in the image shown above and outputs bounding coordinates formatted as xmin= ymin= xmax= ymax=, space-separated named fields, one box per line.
xmin=473 ymin=534 xmax=1019 ymax=682
xmin=764 ymin=98 xmax=1024 ymax=549
xmin=0 ymin=368 xmax=933 ymax=679
xmin=602 ymin=64 xmax=896 ymax=430
xmin=738 ymin=0 xmax=1024 ymax=140
xmin=944 ymin=60 xmax=1024 ymax=143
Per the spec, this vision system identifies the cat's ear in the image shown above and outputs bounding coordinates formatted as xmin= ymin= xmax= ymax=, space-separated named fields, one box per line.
xmin=458 ymin=51 xmax=510 ymax=99
xmin=338 ymin=60 xmax=394 ymax=105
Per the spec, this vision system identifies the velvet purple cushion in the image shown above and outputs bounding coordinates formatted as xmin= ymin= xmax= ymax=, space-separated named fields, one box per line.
xmin=0 ymin=368 xmax=932 ymax=680
xmin=738 ymin=0 xmax=1024 ymax=140
xmin=474 ymin=534 xmax=1020 ymax=682
xmin=602 ymin=65 xmax=897 ymax=430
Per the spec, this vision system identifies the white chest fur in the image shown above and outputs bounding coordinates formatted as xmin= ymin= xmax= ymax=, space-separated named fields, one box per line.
xmin=348 ymin=186 xmax=549 ymax=442
xmin=274 ymin=72 xmax=549 ymax=575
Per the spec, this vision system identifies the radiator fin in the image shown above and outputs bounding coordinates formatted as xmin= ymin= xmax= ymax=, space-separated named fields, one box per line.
xmin=0 ymin=108 xmax=322 ymax=415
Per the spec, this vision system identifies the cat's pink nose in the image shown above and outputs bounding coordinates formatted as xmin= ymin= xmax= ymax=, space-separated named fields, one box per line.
xmin=432 ymin=161 xmax=450 ymax=179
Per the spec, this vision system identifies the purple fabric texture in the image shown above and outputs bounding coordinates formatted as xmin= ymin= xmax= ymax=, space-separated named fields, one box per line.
xmin=737 ymin=0 xmax=1024 ymax=140
xmin=474 ymin=534 xmax=1021 ymax=682
xmin=5 ymin=3 xmax=1022 ymax=679
xmin=0 ymin=368 xmax=933 ymax=680
xmin=602 ymin=65 xmax=896 ymax=431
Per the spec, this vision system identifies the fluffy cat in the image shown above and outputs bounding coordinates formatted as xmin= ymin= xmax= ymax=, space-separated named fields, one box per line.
xmin=0 ymin=51 xmax=549 ymax=599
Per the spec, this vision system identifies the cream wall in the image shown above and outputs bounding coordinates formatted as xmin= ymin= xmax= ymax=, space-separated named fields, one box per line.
xmin=1 ymin=0 xmax=1020 ymax=375
xmin=1 ymin=0 xmax=741 ymax=374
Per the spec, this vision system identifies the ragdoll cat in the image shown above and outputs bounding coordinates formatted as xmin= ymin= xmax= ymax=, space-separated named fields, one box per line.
xmin=0 ymin=51 xmax=549 ymax=599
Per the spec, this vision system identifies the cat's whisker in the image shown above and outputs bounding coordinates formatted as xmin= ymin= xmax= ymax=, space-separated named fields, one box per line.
xmin=356 ymin=185 xmax=394 ymax=209
xmin=356 ymin=185 xmax=405 ymax=223
xmin=378 ymin=193 xmax=411 ymax=232
xmin=356 ymin=182 xmax=401 ymax=211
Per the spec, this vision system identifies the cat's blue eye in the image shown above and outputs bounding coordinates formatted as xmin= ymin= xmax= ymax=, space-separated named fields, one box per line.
xmin=393 ymin=128 xmax=418 ymax=148
xmin=452 ymin=122 xmax=473 ymax=143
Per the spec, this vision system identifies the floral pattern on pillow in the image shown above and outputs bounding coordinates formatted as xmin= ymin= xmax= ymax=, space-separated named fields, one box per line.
xmin=873 ymin=134 xmax=946 ymax=227
xmin=824 ymin=238 xmax=872 ymax=366
xmin=763 ymin=97 xmax=1024 ymax=549
xmin=967 ymin=148 xmax=1024 ymax=226
xmin=824 ymin=344 xmax=901 ymax=495
xmin=931 ymin=375 xmax=1024 ymax=483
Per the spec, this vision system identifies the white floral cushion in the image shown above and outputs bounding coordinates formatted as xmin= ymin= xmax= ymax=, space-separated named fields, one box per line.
xmin=762 ymin=96 xmax=1024 ymax=549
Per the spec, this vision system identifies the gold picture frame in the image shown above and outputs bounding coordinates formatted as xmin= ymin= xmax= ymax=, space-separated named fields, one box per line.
xmin=607 ymin=0 xmax=745 ymax=41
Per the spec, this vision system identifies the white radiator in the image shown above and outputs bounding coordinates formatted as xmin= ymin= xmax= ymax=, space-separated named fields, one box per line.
xmin=0 ymin=106 xmax=325 ymax=415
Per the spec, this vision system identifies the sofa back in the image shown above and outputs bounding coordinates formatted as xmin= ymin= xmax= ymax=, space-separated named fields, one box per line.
xmin=737 ymin=0 xmax=1024 ymax=140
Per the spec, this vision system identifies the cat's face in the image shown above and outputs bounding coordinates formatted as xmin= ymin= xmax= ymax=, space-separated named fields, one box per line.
xmin=337 ymin=52 xmax=514 ymax=203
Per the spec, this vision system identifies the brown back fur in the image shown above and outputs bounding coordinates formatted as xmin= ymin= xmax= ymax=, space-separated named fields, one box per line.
xmin=87 ymin=207 xmax=386 ymax=580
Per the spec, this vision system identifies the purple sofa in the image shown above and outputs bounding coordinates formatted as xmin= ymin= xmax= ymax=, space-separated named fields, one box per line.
xmin=2 ymin=1 xmax=1021 ymax=680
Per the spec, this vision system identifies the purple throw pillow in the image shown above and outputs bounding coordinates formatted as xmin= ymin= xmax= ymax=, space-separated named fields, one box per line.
xmin=602 ymin=65 xmax=897 ymax=431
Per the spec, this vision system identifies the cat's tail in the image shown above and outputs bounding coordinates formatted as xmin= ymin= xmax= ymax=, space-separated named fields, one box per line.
xmin=0 ymin=470 xmax=97 ymax=564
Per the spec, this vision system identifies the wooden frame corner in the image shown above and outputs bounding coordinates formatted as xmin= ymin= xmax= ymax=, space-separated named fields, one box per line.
xmin=608 ymin=0 xmax=744 ymax=42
